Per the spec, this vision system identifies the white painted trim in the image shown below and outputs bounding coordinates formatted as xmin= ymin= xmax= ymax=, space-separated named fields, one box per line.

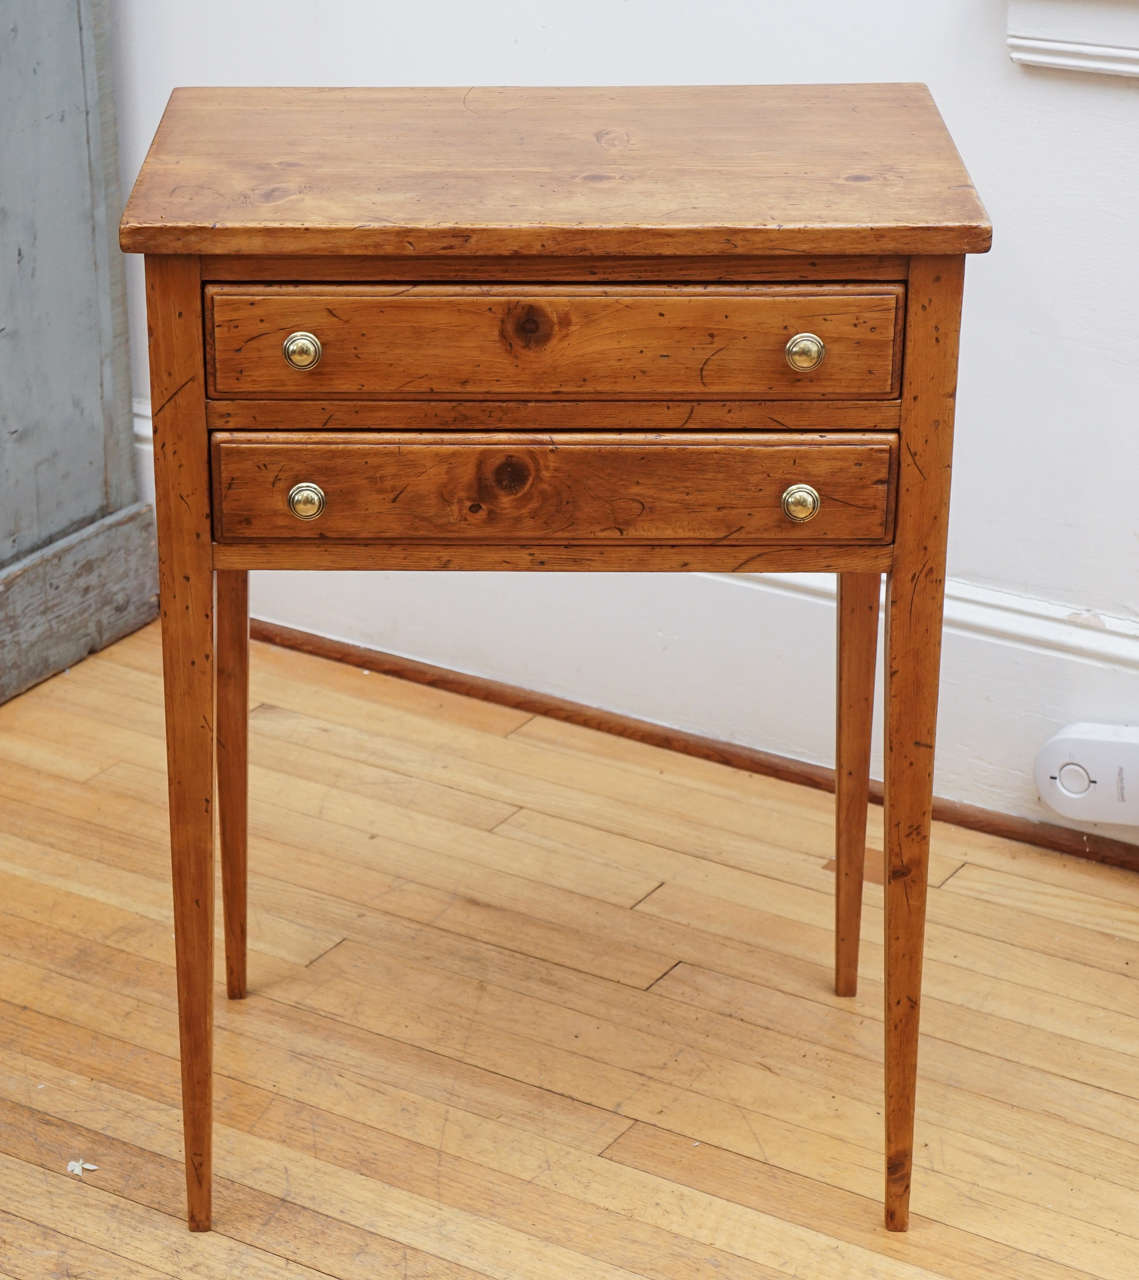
xmin=1007 ymin=33 xmax=1139 ymax=77
xmin=940 ymin=581 xmax=1139 ymax=672
xmin=708 ymin=572 xmax=1139 ymax=673
xmin=1007 ymin=0 xmax=1139 ymax=78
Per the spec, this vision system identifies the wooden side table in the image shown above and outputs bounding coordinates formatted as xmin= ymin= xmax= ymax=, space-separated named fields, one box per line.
xmin=120 ymin=84 xmax=990 ymax=1233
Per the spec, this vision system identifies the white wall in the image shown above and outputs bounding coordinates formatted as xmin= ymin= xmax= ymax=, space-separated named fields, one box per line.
xmin=111 ymin=0 xmax=1139 ymax=837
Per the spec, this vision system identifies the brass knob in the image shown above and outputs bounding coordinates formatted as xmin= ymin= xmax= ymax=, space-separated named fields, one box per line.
xmin=287 ymin=482 xmax=325 ymax=520
xmin=785 ymin=332 xmax=826 ymax=372
xmin=282 ymin=331 xmax=322 ymax=370
xmin=781 ymin=484 xmax=820 ymax=523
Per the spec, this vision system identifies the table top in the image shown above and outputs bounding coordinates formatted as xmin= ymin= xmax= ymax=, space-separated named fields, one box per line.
xmin=119 ymin=84 xmax=990 ymax=259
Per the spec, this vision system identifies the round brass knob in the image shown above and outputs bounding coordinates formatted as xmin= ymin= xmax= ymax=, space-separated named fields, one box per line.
xmin=781 ymin=483 xmax=820 ymax=523
xmin=785 ymin=332 xmax=826 ymax=372
xmin=287 ymin=482 xmax=325 ymax=521
xmin=282 ymin=331 xmax=322 ymax=370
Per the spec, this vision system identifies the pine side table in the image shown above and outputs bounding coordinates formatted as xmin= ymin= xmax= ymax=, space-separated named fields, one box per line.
xmin=120 ymin=84 xmax=990 ymax=1233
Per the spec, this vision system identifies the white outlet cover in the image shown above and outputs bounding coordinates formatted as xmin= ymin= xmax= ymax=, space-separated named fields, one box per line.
xmin=1034 ymin=723 xmax=1139 ymax=825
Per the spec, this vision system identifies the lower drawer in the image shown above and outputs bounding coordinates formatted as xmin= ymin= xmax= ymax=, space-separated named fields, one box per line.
xmin=211 ymin=432 xmax=896 ymax=544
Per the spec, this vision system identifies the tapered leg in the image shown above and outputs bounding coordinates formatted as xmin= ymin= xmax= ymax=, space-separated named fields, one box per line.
xmin=883 ymin=563 xmax=945 ymax=1231
xmin=216 ymin=570 xmax=249 ymax=1000
xmin=883 ymin=255 xmax=965 ymax=1231
xmin=160 ymin=562 xmax=215 ymax=1233
xmin=146 ymin=255 xmax=215 ymax=1231
xmin=834 ymin=572 xmax=880 ymax=997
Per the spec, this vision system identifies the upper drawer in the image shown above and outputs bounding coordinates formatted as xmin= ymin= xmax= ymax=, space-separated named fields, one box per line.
xmin=205 ymin=284 xmax=903 ymax=400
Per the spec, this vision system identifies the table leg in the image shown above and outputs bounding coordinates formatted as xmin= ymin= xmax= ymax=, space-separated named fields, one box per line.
xmin=160 ymin=567 xmax=215 ymax=1233
xmin=882 ymin=254 xmax=964 ymax=1231
xmin=216 ymin=569 xmax=249 ymax=1000
xmin=146 ymin=254 xmax=215 ymax=1231
xmin=834 ymin=572 xmax=880 ymax=997
xmin=883 ymin=561 xmax=945 ymax=1230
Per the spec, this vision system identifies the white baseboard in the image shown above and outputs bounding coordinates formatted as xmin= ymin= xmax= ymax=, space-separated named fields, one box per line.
xmin=133 ymin=408 xmax=1139 ymax=841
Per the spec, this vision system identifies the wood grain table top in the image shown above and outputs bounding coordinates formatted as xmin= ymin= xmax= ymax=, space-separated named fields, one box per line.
xmin=119 ymin=84 xmax=992 ymax=258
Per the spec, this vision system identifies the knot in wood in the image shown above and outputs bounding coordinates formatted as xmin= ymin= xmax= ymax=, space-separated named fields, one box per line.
xmin=506 ymin=304 xmax=555 ymax=350
xmin=492 ymin=456 xmax=531 ymax=495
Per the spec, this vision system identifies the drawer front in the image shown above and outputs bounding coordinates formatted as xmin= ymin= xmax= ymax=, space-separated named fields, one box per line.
xmin=206 ymin=285 xmax=903 ymax=400
xmin=212 ymin=432 xmax=896 ymax=544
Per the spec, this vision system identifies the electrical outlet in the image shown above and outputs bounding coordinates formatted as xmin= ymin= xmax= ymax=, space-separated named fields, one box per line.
xmin=1034 ymin=723 xmax=1139 ymax=825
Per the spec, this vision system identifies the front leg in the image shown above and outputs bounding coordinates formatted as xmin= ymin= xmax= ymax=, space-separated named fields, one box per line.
xmin=883 ymin=556 xmax=945 ymax=1230
xmin=882 ymin=254 xmax=964 ymax=1231
xmin=146 ymin=255 xmax=216 ymax=1231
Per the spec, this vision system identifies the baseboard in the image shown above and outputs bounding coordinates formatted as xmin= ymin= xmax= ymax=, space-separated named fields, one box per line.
xmin=250 ymin=617 xmax=1139 ymax=874
xmin=1 ymin=503 xmax=158 ymax=702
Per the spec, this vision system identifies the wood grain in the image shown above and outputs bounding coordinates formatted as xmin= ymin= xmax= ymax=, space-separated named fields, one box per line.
xmin=202 ymin=253 xmax=910 ymax=282
xmin=834 ymin=573 xmax=880 ymax=997
xmin=143 ymin=255 xmax=215 ymax=1230
xmin=882 ymin=255 xmax=965 ymax=1230
xmin=120 ymin=79 xmax=992 ymax=1240
xmin=212 ymin=542 xmax=897 ymax=573
xmin=141 ymin=615 xmax=1139 ymax=872
xmin=206 ymin=398 xmax=903 ymax=434
xmin=0 ymin=629 xmax=1137 ymax=1280
xmin=207 ymin=285 xmax=903 ymax=400
xmin=211 ymin=431 xmax=896 ymax=545
xmin=119 ymin=85 xmax=991 ymax=257
xmin=0 ymin=1101 xmax=484 ymax=1280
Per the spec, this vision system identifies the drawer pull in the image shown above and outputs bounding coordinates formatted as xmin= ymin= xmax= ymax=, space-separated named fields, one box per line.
xmin=287 ymin=482 xmax=325 ymax=520
xmin=282 ymin=331 xmax=322 ymax=370
xmin=781 ymin=483 xmax=821 ymax=523
xmin=785 ymin=332 xmax=826 ymax=372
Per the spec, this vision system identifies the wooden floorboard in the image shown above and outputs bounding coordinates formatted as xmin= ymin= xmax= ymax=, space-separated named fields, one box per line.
xmin=0 ymin=620 xmax=1135 ymax=1278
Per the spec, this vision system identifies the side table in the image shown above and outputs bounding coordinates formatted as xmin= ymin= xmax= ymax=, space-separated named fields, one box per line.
xmin=120 ymin=84 xmax=991 ymax=1233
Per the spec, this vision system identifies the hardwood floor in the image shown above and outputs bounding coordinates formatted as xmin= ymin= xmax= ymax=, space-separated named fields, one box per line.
xmin=0 ymin=621 xmax=1137 ymax=1278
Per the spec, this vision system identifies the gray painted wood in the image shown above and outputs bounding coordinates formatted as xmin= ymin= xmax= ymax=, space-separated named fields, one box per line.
xmin=0 ymin=503 xmax=157 ymax=700
xmin=0 ymin=0 xmax=156 ymax=699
